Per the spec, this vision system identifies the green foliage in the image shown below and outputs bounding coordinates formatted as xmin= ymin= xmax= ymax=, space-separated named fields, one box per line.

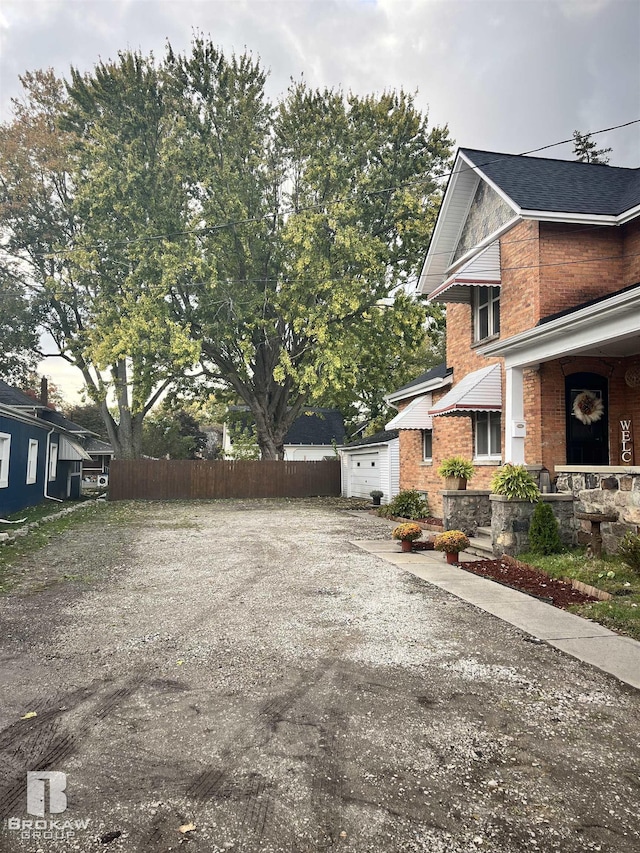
xmin=0 ymin=275 xmax=39 ymax=383
xmin=382 ymin=489 xmax=429 ymax=520
xmin=528 ymin=501 xmax=562 ymax=555
xmin=572 ymin=130 xmax=611 ymax=165
xmin=142 ymin=405 xmax=208 ymax=459
xmin=62 ymin=403 xmax=110 ymax=440
xmin=437 ymin=456 xmax=474 ymax=480
xmin=617 ymin=531 xmax=640 ymax=575
xmin=490 ymin=464 xmax=540 ymax=501
xmin=1 ymin=39 xmax=453 ymax=459
xmin=517 ymin=549 xmax=640 ymax=641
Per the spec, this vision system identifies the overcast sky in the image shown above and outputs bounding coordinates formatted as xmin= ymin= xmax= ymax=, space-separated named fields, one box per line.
xmin=1 ymin=0 xmax=639 ymax=399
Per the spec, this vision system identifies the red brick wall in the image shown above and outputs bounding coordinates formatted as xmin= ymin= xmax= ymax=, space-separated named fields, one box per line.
xmin=539 ymin=223 xmax=623 ymax=319
xmin=623 ymin=219 xmax=640 ymax=286
xmin=399 ymin=215 xmax=639 ymax=515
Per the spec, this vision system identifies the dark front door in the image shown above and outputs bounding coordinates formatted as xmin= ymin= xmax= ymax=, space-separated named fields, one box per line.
xmin=565 ymin=372 xmax=608 ymax=464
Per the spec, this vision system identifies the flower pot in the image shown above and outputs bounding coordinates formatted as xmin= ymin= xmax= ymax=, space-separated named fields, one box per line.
xmin=445 ymin=476 xmax=467 ymax=490
xmin=446 ymin=551 xmax=459 ymax=564
xmin=371 ymin=495 xmax=382 ymax=507
xmin=400 ymin=540 xmax=413 ymax=552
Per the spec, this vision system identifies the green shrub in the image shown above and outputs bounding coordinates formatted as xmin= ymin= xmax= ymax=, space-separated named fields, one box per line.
xmin=380 ymin=489 xmax=429 ymax=520
xmin=528 ymin=501 xmax=562 ymax=555
xmin=437 ymin=456 xmax=474 ymax=480
xmin=490 ymin=464 xmax=540 ymax=501
xmin=618 ymin=531 xmax=640 ymax=575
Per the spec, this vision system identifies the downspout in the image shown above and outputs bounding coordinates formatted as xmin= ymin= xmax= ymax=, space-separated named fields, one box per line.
xmin=44 ymin=428 xmax=63 ymax=503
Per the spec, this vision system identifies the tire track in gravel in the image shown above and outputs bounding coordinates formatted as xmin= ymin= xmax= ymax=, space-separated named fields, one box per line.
xmin=0 ymin=676 xmax=144 ymax=819
xmin=147 ymin=659 xmax=344 ymax=853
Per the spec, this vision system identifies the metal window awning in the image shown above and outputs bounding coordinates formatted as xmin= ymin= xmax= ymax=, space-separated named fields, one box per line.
xmin=58 ymin=436 xmax=92 ymax=461
xmin=429 ymin=241 xmax=501 ymax=303
xmin=386 ymin=395 xmax=433 ymax=430
xmin=429 ymin=363 xmax=502 ymax=416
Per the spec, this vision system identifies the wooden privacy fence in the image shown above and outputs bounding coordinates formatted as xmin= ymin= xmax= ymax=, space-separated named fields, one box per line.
xmin=108 ymin=458 xmax=341 ymax=501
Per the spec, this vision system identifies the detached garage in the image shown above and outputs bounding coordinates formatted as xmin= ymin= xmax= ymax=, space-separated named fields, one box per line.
xmin=340 ymin=429 xmax=399 ymax=503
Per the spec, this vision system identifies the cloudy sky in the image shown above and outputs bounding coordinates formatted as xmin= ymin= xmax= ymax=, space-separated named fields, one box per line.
xmin=1 ymin=0 xmax=639 ymax=398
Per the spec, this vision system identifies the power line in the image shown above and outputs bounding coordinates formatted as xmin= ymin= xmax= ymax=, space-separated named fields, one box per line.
xmin=16 ymin=116 xmax=639 ymax=260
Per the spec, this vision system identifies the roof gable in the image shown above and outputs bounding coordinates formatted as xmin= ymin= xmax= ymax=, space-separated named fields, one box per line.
xmin=419 ymin=147 xmax=640 ymax=296
xmin=460 ymin=148 xmax=640 ymax=217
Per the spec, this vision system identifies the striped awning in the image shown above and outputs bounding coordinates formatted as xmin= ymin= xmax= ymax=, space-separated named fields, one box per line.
xmin=58 ymin=436 xmax=92 ymax=461
xmin=386 ymin=395 xmax=433 ymax=430
xmin=430 ymin=241 xmax=501 ymax=303
xmin=429 ymin=364 xmax=502 ymax=416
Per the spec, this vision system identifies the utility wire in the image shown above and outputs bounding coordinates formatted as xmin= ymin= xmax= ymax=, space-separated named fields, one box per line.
xmin=16 ymin=117 xmax=639 ymax=260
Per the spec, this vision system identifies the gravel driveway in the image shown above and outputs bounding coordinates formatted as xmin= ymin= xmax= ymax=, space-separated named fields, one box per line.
xmin=0 ymin=499 xmax=638 ymax=853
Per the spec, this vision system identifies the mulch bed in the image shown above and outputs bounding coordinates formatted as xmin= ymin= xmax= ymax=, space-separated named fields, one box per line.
xmin=457 ymin=555 xmax=600 ymax=609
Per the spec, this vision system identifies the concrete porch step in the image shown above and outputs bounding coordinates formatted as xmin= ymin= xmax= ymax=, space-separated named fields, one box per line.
xmin=466 ymin=534 xmax=493 ymax=558
xmin=476 ymin=526 xmax=492 ymax=538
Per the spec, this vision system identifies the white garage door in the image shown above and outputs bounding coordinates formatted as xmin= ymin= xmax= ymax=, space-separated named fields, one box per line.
xmin=350 ymin=451 xmax=381 ymax=498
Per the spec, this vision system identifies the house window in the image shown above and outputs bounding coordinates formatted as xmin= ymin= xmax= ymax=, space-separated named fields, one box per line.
xmin=475 ymin=412 xmax=501 ymax=459
xmin=474 ymin=286 xmax=500 ymax=342
xmin=26 ymin=439 xmax=39 ymax=484
xmin=0 ymin=433 xmax=10 ymax=488
xmin=422 ymin=429 xmax=433 ymax=461
xmin=49 ymin=442 xmax=58 ymax=480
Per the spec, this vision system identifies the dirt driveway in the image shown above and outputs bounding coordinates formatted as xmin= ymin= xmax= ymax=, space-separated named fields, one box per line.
xmin=0 ymin=499 xmax=638 ymax=853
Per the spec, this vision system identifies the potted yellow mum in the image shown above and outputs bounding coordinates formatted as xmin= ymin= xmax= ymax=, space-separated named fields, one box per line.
xmin=392 ymin=522 xmax=423 ymax=552
xmin=434 ymin=529 xmax=470 ymax=564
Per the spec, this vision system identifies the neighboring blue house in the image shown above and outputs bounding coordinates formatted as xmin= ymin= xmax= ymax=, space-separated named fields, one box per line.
xmin=0 ymin=381 xmax=93 ymax=517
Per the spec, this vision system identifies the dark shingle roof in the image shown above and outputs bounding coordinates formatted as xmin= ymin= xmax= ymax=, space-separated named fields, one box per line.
xmin=342 ymin=429 xmax=399 ymax=449
xmin=389 ymin=363 xmax=451 ymax=396
xmin=461 ymin=148 xmax=640 ymax=216
xmin=84 ymin=437 xmax=113 ymax=454
xmin=41 ymin=409 xmax=95 ymax=435
xmin=284 ymin=409 xmax=346 ymax=445
xmin=0 ymin=380 xmax=43 ymax=408
xmin=228 ymin=406 xmax=346 ymax=446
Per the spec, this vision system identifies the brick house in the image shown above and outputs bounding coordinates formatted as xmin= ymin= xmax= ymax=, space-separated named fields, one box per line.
xmin=387 ymin=148 xmax=640 ymax=522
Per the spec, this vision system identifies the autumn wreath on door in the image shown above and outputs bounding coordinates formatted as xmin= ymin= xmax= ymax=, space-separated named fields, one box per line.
xmin=572 ymin=390 xmax=604 ymax=425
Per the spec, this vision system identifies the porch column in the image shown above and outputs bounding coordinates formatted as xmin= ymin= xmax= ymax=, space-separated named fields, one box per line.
xmin=504 ymin=365 xmax=526 ymax=464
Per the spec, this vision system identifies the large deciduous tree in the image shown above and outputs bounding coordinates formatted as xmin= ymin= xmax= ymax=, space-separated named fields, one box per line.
xmin=1 ymin=40 xmax=451 ymax=459
xmin=0 ymin=63 xmax=198 ymax=457
xmin=166 ymin=39 xmax=452 ymax=457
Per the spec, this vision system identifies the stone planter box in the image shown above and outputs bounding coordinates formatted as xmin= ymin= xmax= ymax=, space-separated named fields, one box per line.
xmin=489 ymin=494 xmax=575 ymax=557
xmin=441 ymin=490 xmax=491 ymax=537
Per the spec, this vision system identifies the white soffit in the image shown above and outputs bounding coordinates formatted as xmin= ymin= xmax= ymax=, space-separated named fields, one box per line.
xmin=386 ymin=395 xmax=434 ymax=430
xmin=429 ymin=363 xmax=502 ymax=416
xmin=418 ymin=154 xmax=480 ymax=295
xmin=430 ymin=241 xmax=501 ymax=303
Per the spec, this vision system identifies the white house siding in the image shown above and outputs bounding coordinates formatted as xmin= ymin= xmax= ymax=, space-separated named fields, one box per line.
xmin=284 ymin=445 xmax=335 ymax=461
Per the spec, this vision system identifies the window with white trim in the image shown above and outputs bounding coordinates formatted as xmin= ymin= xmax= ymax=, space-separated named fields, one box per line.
xmin=26 ymin=439 xmax=39 ymax=485
xmin=49 ymin=442 xmax=58 ymax=480
xmin=474 ymin=412 xmax=501 ymax=459
xmin=474 ymin=286 xmax=500 ymax=342
xmin=0 ymin=433 xmax=11 ymax=488
xmin=421 ymin=429 xmax=433 ymax=462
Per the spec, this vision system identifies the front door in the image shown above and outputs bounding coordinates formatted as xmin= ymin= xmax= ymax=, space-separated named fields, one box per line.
xmin=565 ymin=372 xmax=608 ymax=465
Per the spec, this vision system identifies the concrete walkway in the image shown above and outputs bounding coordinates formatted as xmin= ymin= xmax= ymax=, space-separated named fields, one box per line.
xmin=352 ymin=538 xmax=640 ymax=690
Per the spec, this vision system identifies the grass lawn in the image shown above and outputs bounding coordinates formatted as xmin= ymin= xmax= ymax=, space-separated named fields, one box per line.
xmin=519 ymin=549 xmax=640 ymax=641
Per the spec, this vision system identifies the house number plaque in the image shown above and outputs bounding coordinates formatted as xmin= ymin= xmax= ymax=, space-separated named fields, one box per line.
xmin=620 ymin=418 xmax=634 ymax=465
